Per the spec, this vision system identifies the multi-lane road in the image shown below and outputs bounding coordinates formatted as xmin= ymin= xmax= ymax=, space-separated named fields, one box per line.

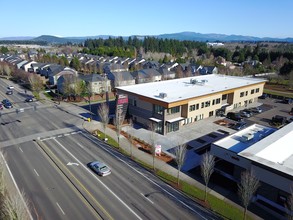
xmin=0 ymin=79 xmax=219 ymax=220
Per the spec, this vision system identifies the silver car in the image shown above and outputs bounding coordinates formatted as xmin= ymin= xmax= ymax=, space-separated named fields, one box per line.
xmin=88 ymin=161 xmax=111 ymax=176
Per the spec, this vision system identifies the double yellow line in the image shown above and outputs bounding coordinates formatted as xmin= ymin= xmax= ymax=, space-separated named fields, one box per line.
xmin=35 ymin=139 xmax=113 ymax=220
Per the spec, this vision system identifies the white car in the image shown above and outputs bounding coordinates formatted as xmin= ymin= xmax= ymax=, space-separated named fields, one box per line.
xmin=88 ymin=161 xmax=111 ymax=176
xmin=7 ymin=86 xmax=14 ymax=90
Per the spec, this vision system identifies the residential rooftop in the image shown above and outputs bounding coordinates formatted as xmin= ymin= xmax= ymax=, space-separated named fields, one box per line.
xmin=214 ymin=122 xmax=293 ymax=176
xmin=116 ymin=74 xmax=266 ymax=103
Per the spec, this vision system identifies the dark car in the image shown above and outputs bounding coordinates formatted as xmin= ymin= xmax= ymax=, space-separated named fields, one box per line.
xmin=25 ymin=97 xmax=33 ymax=102
xmin=6 ymin=90 xmax=13 ymax=95
xmin=2 ymin=99 xmax=13 ymax=108
xmin=240 ymin=110 xmax=252 ymax=118
xmin=226 ymin=112 xmax=244 ymax=122
xmin=271 ymin=115 xmax=286 ymax=126
xmin=231 ymin=122 xmax=247 ymax=130
xmin=250 ymin=106 xmax=262 ymax=113
xmin=259 ymin=93 xmax=268 ymax=99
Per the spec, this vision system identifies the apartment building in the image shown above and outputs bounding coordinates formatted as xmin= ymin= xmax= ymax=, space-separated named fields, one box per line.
xmin=116 ymin=74 xmax=266 ymax=135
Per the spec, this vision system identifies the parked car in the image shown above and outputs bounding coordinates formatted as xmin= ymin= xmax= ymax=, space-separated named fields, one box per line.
xmin=271 ymin=115 xmax=287 ymax=126
xmin=240 ymin=110 xmax=252 ymax=118
xmin=250 ymin=107 xmax=262 ymax=113
xmin=2 ymin=99 xmax=12 ymax=108
xmin=7 ymin=86 xmax=14 ymax=90
xmin=25 ymin=97 xmax=33 ymax=102
xmin=6 ymin=90 xmax=13 ymax=95
xmin=282 ymin=98 xmax=293 ymax=104
xmin=231 ymin=122 xmax=247 ymax=130
xmin=88 ymin=161 xmax=111 ymax=176
xmin=286 ymin=117 xmax=293 ymax=124
xmin=226 ymin=112 xmax=244 ymax=122
xmin=259 ymin=93 xmax=268 ymax=99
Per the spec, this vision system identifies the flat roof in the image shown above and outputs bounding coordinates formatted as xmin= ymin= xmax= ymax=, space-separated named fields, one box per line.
xmin=214 ymin=123 xmax=293 ymax=176
xmin=116 ymin=74 xmax=266 ymax=103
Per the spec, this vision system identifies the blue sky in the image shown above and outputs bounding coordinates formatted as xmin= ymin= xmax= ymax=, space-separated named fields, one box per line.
xmin=1 ymin=0 xmax=292 ymax=38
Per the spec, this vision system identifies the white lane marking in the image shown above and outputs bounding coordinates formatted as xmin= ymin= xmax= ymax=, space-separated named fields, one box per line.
xmin=140 ymin=193 xmax=154 ymax=204
xmin=53 ymin=138 xmax=142 ymax=220
xmin=33 ymin=169 xmax=40 ymax=177
xmin=67 ymin=162 xmax=79 ymax=166
xmin=71 ymin=132 xmax=77 ymax=135
xmin=81 ymin=132 xmax=208 ymax=220
xmin=57 ymin=135 xmax=63 ymax=138
xmin=19 ymin=147 xmax=23 ymax=153
xmin=64 ymin=133 xmax=70 ymax=136
xmin=56 ymin=202 xmax=65 ymax=215
xmin=41 ymin=137 xmax=54 ymax=141
xmin=0 ymin=153 xmax=33 ymax=220
xmin=76 ymin=142 xmax=85 ymax=149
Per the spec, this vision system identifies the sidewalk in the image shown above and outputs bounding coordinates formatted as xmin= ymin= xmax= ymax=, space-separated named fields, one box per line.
xmin=37 ymin=91 xmax=265 ymax=220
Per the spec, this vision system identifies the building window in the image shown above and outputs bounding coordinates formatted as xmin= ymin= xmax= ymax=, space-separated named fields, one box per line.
xmin=168 ymin=106 xmax=180 ymax=114
xmin=212 ymin=99 xmax=215 ymax=105
xmin=205 ymin=101 xmax=210 ymax=107
xmin=222 ymin=94 xmax=227 ymax=100
xmin=251 ymin=89 xmax=255 ymax=94
xmin=240 ymin=92 xmax=244 ymax=97
xmin=134 ymin=100 xmax=137 ymax=106
xmin=196 ymin=103 xmax=199 ymax=109
xmin=256 ymin=88 xmax=260 ymax=93
xmin=209 ymin=111 xmax=214 ymax=117
xmin=154 ymin=104 xmax=164 ymax=115
xmin=189 ymin=105 xmax=195 ymax=112
xmin=201 ymin=102 xmax=204 ymax=108
xmin=216 ymin=98 xmax=220 ymax=104
xmin=245 ymin=91 xmax=248 ymax=96
xmin=166 ymin=121 xmax=179 ymax=133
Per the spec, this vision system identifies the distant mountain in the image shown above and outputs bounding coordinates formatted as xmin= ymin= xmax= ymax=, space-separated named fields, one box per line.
xmin=2 ymin=32 xmax=293 ymax=44
xmin=0 ymin=36 xmax=35 ymax=41
xmin=156 ymin=31 xmax=293 ymax=42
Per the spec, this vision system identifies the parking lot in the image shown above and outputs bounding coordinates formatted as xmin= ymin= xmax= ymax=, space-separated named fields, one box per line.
xmin=124 ymin=97 xmax=293 ymax=161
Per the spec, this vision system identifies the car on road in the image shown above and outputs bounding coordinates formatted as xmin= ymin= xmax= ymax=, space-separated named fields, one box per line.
xmin=0 ymin=103 xmax=3 ymax=110
xmin=250 ymin=106 xmax=262 ymax=113
xmin=88 ymin=161 xmax=111 ymax=176
xmin=6 ymin=90 xmax=13 ymax=95
xmin=25 ymin=97 xmax=33 ymax=102
xmin=226 ymin=112 xmax=244 ymax=122
xmin=231 ymin=122 xmax=247 ymax=130
xmin=7 ymin=86 xmax=14 ymax=90
xmin=2 ymin=100 xmax=13 ymax=109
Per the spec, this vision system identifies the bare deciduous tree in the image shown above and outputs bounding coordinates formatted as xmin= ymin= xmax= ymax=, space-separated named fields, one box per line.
xmin=4 ymin=191 xmax=31 ymax=220
xmin=97 ymin=102 xmax=109 ymax=140
xmin=114 ymin=109 xmax=125 ymax=148
xmin=28 ymin=73 xmax=44 ymax=99
xmin=238 ymin=170 xmax=260 ymax=220
xmin=149 ymin=122 xmax=157 ymax=171
xmin=174 ymin=143 xmax=187 ymax=186
xmin=3 ymin=64 xmax=12 ymax=77
xmin=201 ymin=152 xmax=215 ymax=202
xmin=128 ymin=119 xmax=134 ymax=158
xmin=0 ymin=152 xmax=32 ymax=220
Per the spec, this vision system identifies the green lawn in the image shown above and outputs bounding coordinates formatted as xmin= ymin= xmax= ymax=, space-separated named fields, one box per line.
xmin=93 ymin=129 xmax=256 ymax=220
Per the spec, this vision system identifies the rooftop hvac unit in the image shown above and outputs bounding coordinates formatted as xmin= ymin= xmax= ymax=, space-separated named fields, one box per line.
xmin=241 ymin=133 xmax=254 ymax=142
xmin=159 ymin=92 xmax=167 ymax=98
xmin=190 ymin=79 xmax=197 ymax=84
